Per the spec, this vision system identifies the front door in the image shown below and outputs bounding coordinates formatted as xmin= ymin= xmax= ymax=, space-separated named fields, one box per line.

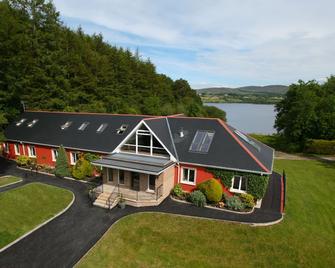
xmin=131 ymin=172 xmax=140 ymax=191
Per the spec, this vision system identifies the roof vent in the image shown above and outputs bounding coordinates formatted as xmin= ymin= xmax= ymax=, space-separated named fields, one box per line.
xmin=61 ymin=121 xmax=72 ymax=130
xmin=179 ymin=128 xmax=184 ymax=138
xmin=117 ymin=124 xmax=128 ymax=135
xmin=27 ymin=119 xmax=38 ymax=127
xmin=16 ymin=118 xmax=27 ymax=126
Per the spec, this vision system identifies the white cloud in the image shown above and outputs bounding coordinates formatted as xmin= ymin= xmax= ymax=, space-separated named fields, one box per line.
xmin=54 ymin=0 xmax=335 ymax=87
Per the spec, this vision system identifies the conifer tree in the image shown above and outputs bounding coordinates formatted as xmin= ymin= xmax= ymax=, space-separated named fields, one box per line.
xmin=55 ymin=145 xmax=70 ymax=177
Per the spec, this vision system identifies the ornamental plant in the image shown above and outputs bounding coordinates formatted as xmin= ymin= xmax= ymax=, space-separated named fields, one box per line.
xmin=55 ymin=145 xmax=71 ymax=177
xmin=197 ymin=178 xmax=222 ymax=203
xmin=226 ymin=195 xmax=245 ymax=211
xmin=72 ymin=156 xmax=93 ymax=180
xmin=172 ymin=184 xmax=183 ymax=197
xmin=239 ymin=193 xmax=255 ymax=208
xmin=16 ymin=155 xmax=30 ymax=167
xmin=188 ymin=190 xmax=206 ymax=207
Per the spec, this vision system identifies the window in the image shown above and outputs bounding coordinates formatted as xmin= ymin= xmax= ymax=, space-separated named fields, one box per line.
xmin=118 ymin=170 xmax=125 ymax=184
xmin=14 ymin=144 xmax=20 ymax=155
xmin=107 ymin=168 xmax=113 ymax=182
xmin=117 ymin=124 xmax=128 ymax=134
xmin=181 ymin=168 xmax=196 ymax=185
xmin=4 ymin=143 xmax=9 ymax=153
xmin=16 ymin=118 xmax=27 ymax=126
xmin=28 ymin=146 xmax=36 ymax=157
xmin=61 ymin=121 xmax=72 ymax=130
xmin=234 ymin=129 xmax=261 ymax=151
xmin=27 ymin=119 xmax=38 ymax=127
xmin=189 ymin=130 xmax=215 ymax=153
xmin=230 ymin=175 xmax=247 ymax=193
xmin=97 ymin=123 xmax=108 ymax=133
xmin=148 ymin=175 xmax=156 ymax=191
xmin=51 ymin=149 xmax=58 ymax=162
xmin=70 ymin=152 xmax=80 ymax=165
xmin=78 ymin=122 xmax=89 ymax=131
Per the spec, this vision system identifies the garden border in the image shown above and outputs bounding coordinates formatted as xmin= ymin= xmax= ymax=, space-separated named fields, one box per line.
xmin=0 ymin=186 xmax=75 ymax=253
xmin=0 ymin=175 xmax=23 ymax=188
xmin=170 ymin=195 xmax=255 ymax=214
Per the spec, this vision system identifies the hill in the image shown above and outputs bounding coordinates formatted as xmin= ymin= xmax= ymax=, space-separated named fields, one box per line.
xmin=0 ymin=0 xmax=226 ymax=138
xmin=197 ymin=85 xmax=288 ymax=95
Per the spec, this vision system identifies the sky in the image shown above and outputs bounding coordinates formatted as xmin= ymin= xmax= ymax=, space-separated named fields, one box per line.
xmin=53 ymin=0 xmax=335 ymax=88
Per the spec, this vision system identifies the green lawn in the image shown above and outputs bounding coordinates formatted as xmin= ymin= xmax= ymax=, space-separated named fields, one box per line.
xmin=78 ymin=160 xmax=335 ymax=268
xmin=0 ymin=182 xmax=73 ymax=249
xmin=0 ymin=176 xmax=21 ymax=187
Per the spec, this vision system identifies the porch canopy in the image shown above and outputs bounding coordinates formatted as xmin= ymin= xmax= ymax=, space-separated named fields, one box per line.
xmin=92 ymin=153 xmax=175 ymax=175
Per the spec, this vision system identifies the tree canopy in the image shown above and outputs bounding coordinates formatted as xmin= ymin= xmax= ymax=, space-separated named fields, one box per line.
xmin=0 ymin=0 xmax=226 ymax=137
xmin=275 ymin=76 xmax=335 ymax=146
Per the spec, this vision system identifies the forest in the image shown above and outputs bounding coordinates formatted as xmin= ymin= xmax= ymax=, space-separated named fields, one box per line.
xmin=0 ymin=0 xmax=225 ymax=140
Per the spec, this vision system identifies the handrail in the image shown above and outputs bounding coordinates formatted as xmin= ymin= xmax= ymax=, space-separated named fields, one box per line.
xmin=106 ymin=184 xmax=120 ymax=209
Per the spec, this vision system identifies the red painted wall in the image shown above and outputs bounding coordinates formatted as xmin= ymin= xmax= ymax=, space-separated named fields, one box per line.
xmin=176 ymin=163 xmax=232 ymax=195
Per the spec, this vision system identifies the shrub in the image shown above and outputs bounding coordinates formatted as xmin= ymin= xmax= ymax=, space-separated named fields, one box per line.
xmin=55 ymin=145 xmax=71 ymax=177
xmin=239 ymin=193 xmax=255 ymax=208
xmin=172 ymin=184 xmax=183 ymax=197
xmin=83 ymin=153 xmax=100 ymax=162
xmin=226 ymin=195 xmax=245 ymax=211
xmin=16 ymin=155 xmax=30 ymax=167
xmin=247 ymin=175 xmax=269 ymax=200
xmin=304 ymin=139 xmax=335 ymax=155
xmin=72 ymin=157 xmax=93 ymax=180
xmin=197 ymin=178 xmax=223 ymax=203
xmin=188 ymin=190 xmax=206 ymax=207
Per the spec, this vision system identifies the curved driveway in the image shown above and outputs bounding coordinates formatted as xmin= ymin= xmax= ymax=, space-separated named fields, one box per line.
xmin=0 ymin=158 xmax=282 ymax=267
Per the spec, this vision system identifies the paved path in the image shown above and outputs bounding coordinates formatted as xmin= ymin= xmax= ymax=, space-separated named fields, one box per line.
xmin=0 ymin=158 xmax=283 ymax=268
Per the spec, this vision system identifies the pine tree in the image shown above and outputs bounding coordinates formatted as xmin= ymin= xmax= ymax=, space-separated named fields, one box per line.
xmin=55 ymin=145 xmax=70 ymax=177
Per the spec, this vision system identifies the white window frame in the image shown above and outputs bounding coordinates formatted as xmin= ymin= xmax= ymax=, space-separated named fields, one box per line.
xmin=70 ymin=152 xmax=80 ymax=165
xmin=118 ymin=169 xmax=125 ymax=185
xmin=147 ymin=174 xmax=156 ymax=192
xmin=230 ymin=175 xmax=247 ymax=193
xmin=181 ymin=168 xmax=196 ymax=185
xmin=14 ymin=144 xmax=20 ymax=155
xmin=4 ymin=142 xmax=9 ymax=153
xmin=28 ymin=146 xmax=36 ymax=158
xmin=51 ymin=149 xmax=58 ymax=162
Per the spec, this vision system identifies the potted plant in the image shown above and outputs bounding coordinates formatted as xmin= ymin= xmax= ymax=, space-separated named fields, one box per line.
xmin=118 ymin=193 xmax=126 ymax=209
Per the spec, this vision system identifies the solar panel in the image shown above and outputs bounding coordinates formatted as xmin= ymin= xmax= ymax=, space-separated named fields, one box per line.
xmin=189 ymin=130 xmax=215 ymax=153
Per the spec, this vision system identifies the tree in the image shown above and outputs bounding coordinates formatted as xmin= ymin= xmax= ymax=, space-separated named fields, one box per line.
xmin=203 ymin=106 xmax=227 ymax=121
xmin=55 ymin=145 xmax=70 ymax=177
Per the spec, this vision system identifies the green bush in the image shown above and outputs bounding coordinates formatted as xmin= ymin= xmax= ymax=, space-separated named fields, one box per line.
xmin=226 ymin=195 xmax=245 ymax=211
xmin=172 ymin=184 xmax=183 ymax=197
xmin=72 ymin=157 xmax=93 ymax=180
xmin=16 ymin=155 xmax=30 ymax=167
xmin=304 ymin=139 xmax=335 ymax=155
xmin=197 ymin=179 xmax=223 ymax=203
xmin=239 ymin=193 xmax=255 ymax=208
xmin=188 ymin=190 xmax=206 ymax=207
xmin=55 ymin=145 xmax=71 ymax=177
xmin=83 ymin=153 xmax=100 ymax=162
xmin=206 ymin=168 xmax=234 ymax=189
xmin=247 ymin=175 xmax=269 ymax=200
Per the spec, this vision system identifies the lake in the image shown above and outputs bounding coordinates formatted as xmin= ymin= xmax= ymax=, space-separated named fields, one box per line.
xmin=205 ymin=103 xmax=276 ymax=134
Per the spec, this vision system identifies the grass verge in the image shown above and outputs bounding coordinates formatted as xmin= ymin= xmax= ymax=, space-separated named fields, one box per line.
xmin=0 ymin=182 xmax=73 ymax=249
xmin=0 ymin=176 xmax=21 ymax=187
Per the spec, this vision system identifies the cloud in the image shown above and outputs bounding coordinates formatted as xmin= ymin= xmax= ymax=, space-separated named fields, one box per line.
xmin=54 ymin=0 xmax=335 ymax=87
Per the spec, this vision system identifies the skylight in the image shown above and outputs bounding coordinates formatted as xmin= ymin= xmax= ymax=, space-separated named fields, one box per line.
xmin=61 ymin=121 xmax=72 ymax=130
xmin=117 ymin=124 xmax=128 ymax=134
xmin=16 ymin=118 xmax=27 ymax=126
xmin=78 ymin=122 xmax=89 ymax=131
xmin=189 ymin=130 xmax=215 ymax=153
xmin=234 ymin=130 xmax=261 ymax=151
xmin=27 ymin=119 xmax=38 ymax=127
xmin=97 ymin=123 xmax=108 ymax=133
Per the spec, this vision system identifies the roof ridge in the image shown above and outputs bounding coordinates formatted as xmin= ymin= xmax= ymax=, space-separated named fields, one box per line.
xmin=25 ymin=110 xmax=156 ymax=117
xmin=166 ymin=117 xmax=179 ymax=161
xmin=217 ymin=119 xmax=270 ymax=173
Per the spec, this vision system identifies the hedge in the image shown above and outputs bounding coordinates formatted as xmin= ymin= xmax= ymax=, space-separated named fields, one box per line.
xmin=207 ymin=168 xmax=269 ymax=200
xmin=304 ymin=139 xmax=335 ymax=155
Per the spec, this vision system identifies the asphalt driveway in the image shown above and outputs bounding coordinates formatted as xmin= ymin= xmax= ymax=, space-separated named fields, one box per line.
xmin=0 ymin=157 xmax=283 ymax=267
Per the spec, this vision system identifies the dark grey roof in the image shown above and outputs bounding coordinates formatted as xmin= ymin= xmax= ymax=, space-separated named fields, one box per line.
xmin=93 ymin=153 xmax=174 ymax=175
xmin=4 ymin=111 xmax=147 ymax=153
xmin=166 ymin=117 xmax=272 ymax=174
xmin=144 ymin=118 xmax=177 ymax=159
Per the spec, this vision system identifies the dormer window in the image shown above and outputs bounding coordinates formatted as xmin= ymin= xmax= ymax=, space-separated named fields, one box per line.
xmin=61 ymin=121 xmax=72 ymax=130
xmin=97 ymin=123 xmax=108 ymax=133
xmin=27 ymin=119 xmax=38 ymax=127
xmin=16 ymin=118 xmax=27 ymax=126
xmin=117 ymin=124 xmax=128 ymax=134
xmin=78 ymin=122 xmax=89 ymax=131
